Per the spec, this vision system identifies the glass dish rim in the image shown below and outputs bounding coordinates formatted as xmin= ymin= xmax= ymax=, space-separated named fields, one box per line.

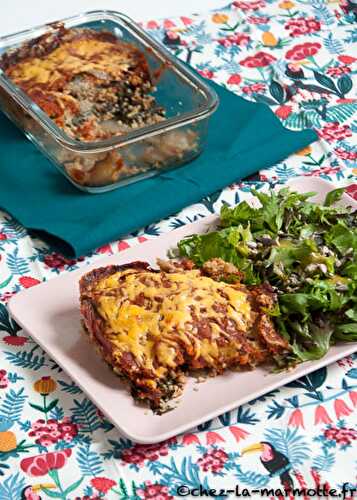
xmin=0 ymin=9 xmax=219 ymax=154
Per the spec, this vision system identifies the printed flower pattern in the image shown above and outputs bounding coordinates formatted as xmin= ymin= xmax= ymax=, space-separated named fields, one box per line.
xmin=197 ymin=448 xmax=228 ymax=473
xmin=240 ymin=51 xmax=277 ymax=67
xmin=28 ymin=418 xmax=78 ymax=446
xmin=218 ymin=33 xmax=250 ymax=47
xmin=286 ymin=42 xmax=321 ymax=60
xmin=318 ymin=123 xmax=352 ymax=143
xmin=0 ymin=369 xmax=8 ymax=389
xmin=43 ymin=253 xmax=84 ymax=271
xmin=232 ymin=0 xmax=266 ymax=10
xmin=324 ymin=426 xmax=357 ymax=447
xmin=20 ymin=449 xmax=72 ymax=477
xmin=284 ymin=18 xmax=321 ymax=37
xmin=0 ymin=1 xmax=356 ymax=498
xmin=137 ymin=482 xmax=173 ymax=499
xmin=121 ymin=438 xmax=177 ymax=467
xmin=90 ymin=477 xmax=117 ymax=494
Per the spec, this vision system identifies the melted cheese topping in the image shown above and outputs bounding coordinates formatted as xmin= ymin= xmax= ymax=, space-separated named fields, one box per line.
xmin=94 ymin=269 xmax=253 ymax=378
xmin=7 ymin=37 xmax=141 ymax=87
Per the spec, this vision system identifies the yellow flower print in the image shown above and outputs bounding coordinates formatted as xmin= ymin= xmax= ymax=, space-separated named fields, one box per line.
xmin=33 ymin=376 xmax=57 ymax=395
xmin=212 ymin=13 xmax=229 ymax=24
xmin=279 ymin=0 xmax=295 ymax=8
xmin=0 ymin=418 xmax=17 ymax=452
xmin=0 ymin=430 xmax=17 ymax=452
xmin=296 ymin=145 xmax=312 ymax=156
xmin=262 ymin=32 xmax=278 ymax=47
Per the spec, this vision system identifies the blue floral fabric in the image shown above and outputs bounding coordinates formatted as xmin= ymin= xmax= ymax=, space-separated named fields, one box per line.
xmin=0 ymin=1 xmax=356 ymax=498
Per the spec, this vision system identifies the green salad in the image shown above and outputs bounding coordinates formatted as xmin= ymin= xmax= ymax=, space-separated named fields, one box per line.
xmin=178 ymin=187 xmax=357 ymax=366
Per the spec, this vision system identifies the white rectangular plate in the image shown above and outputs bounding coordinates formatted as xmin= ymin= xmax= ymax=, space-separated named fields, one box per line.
xmin=8 ymin=176 xmax=357 ymax=443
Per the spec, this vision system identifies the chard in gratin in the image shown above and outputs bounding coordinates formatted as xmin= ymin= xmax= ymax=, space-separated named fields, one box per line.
xmin=0 ymin=25 xmax=198 ymax=187
xmin=79 ymin=258 xmax=289 ymax=413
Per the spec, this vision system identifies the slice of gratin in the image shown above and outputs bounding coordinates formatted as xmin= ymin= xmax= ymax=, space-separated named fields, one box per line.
xmin=79 ymin=259 xmax=289 ymax=412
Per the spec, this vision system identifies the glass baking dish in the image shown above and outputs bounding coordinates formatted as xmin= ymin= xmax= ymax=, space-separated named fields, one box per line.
xmin=0 ymin=10 xmax=218 ymax=193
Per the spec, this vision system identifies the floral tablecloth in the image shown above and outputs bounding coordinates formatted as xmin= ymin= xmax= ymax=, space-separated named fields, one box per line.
xmin=0 ymin=1 xmax=356 ymax=498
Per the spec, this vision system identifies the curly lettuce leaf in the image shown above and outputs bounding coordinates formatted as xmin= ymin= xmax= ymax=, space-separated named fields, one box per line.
xmin=178 ymin=226 xmax=260 ymax=284
xmin=291 ymin=323 xmax=334 ymax=361
xmin=177 ymin=186 xmax=357 ymax=366
xmin=324 ymin=187 xmax=345 ymax=207
xmin=325 ymin=222 xmax=357 ymax=254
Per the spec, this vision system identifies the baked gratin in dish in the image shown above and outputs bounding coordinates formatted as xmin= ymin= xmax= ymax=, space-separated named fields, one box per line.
xmin=79 ymin=258 xmax=289 ymax=413
xmin=0 ymin=25 xmax=198 ymax=187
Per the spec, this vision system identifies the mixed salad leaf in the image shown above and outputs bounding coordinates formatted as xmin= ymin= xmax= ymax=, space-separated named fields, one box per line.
xmin=178 ymin=187 xmax=357 ymax=366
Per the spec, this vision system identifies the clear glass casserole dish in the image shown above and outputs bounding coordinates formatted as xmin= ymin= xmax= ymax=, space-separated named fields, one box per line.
xmin=0 ymin=10 xmax=218 ymax=193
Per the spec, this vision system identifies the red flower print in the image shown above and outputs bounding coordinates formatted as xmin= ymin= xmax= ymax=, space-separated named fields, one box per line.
xmin=163 ymin=19 xmax=176 ymax=29
xmin=197 ymin=69 xmax=214 ymax=79
xmin=137 ymin=482 xmax=173 ymax=500
xmin=349 ymin=391 xmax=357 ymax=407
xmin=121 ymin=438 xmax=177 ymax=466
xmin=20 ymin=448 xmax=71 ymax=477
xmin=3 ymin=335 xmax=28 ymax=346
xmin=304 ymin=166 xmax=340 ymax=177
xmin=326 ymin=65 xmax=351 ymax=77
xmin=118 ymin=240 xmax=130 ymax=251
xmin=288 ymin=409 xmax=304 ymax=428
xmin=275 ymin=105 xmax=293 ymax=119
xmin=232 ymin=0 xmax=266 ymax=11
xmin=0 ymin=369 xmax=8 ymax=389
xmin=318 ymin=122 xmax=352 ymax=143
xmin=19 ymin=276 xmax=41 ymax=288
xmin=294 ymin=470 xmax=308 ymax=490
xmin=310 ymin=468 xmax=322 ymax=488
xmin=180 ymin=16 xmax=193 ymax=25
xmin=43 ymin=253 xmax=80 ymax=270
xmin=28 ymin=418 xmax=78 ymax=446
xmin=197 ymin=448 xmax=228 ymax=473
xmin=337 ymin=98 xmax=356 ymax=104
xmin=285 ymin=17 xmax=321 ymax=37
xmin=334 ymin=398 xmax=352 ymax=418
xmin=240 ymin=51 xmax=277 ymax=68
xmin=242 ymin=83 xmax=266 ymax=94
xmin=0 ymin=291 xmax=16 ymax=303
xmin=90 ymin=477 xmax=117 ymax=494
xmin=227 ymin=74 xmax=242 ymax=85
xmin=286 ymin=42 xmax=321 ymax=61
xmin=229 ymin=426 xmax=249 ymax=442
xmin=338 ymin=55 xmax=357 ymax=65
xmin=146 ymin=20 xmax=159 ymax=30
xmin=334 ymin=147 xmax=357 ymax=161
xmin=182 ymin=433 xmax=200 ymax=445
xmin=165 ymin=31 xmax=181 ymax=43
xmin=206 ymin=431 xmax=225 ymax=445
xmin=324 ymin=426 xmax=357 ymax=446
xmin=345 ymin=184 xmax=357 ymax=201
xmin=96 ymin=244 xmax=113 ymax=254
xmin=337 ymin=356 xmax=354 ymax=368
xmin=314 ymin=405 xmax=332 ymax=425
xmin=248 ymin=16 xmax=270 ymax=24
xmin=0 ymin=233 xmax=7 ymax=240
xmin=218 ymin=33 xmax=250 ymax=48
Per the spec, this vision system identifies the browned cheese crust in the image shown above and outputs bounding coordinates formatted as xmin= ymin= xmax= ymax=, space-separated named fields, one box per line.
xmin=79 ymin=259 xmax=289 ymax=412
xmin=0 ymin=26 xmax=164 ymax=142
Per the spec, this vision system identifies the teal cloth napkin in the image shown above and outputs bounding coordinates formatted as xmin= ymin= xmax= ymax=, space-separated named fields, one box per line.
xmin=0 ymin=81 xmax=317 ymax=257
